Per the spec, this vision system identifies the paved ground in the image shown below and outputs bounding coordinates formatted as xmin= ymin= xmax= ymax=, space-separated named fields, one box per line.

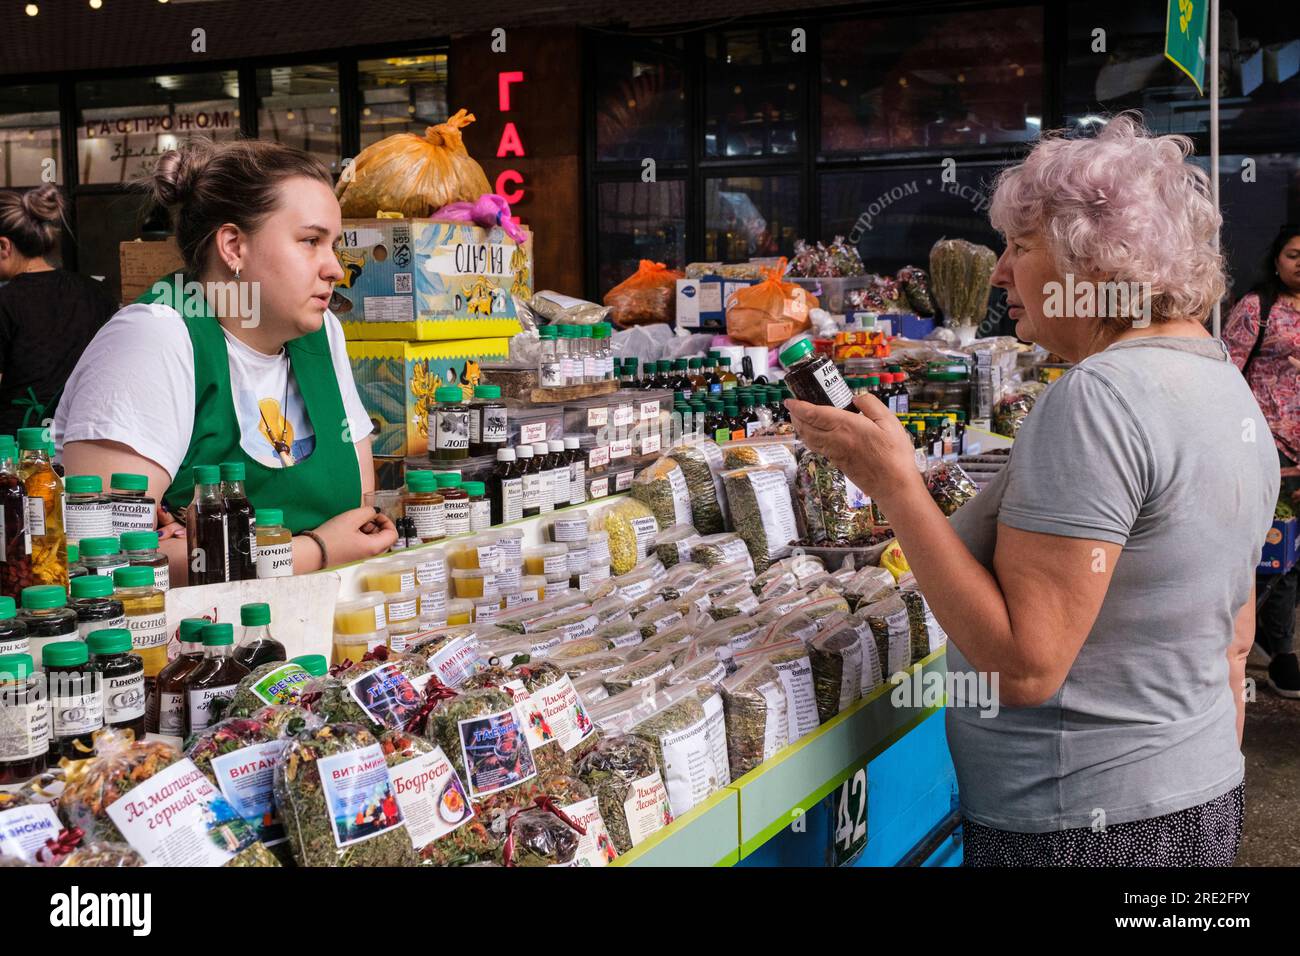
xmin=1238 ymin=608 xmax=1300 ymax=866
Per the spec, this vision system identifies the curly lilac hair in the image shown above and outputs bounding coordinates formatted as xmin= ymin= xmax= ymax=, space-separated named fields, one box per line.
xmin=989 ymin=113 xmax=1225 ymax=327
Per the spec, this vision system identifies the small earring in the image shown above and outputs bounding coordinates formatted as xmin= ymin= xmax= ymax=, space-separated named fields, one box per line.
xmin=234 ymin=265 xmax=241 ymax=280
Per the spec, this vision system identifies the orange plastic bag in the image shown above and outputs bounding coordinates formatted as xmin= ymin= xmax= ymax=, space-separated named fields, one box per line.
xmin=336 ymin=109 xmax=492 ymax=219
xmin=602 ymin=260 xmax=684 ymax=327
xmin=725 ymin=258 xmax=818 ymax=347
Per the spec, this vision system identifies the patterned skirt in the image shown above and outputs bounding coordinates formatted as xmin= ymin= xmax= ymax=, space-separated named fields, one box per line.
xmin=962 ymin=784 xmax=1245 ymax=867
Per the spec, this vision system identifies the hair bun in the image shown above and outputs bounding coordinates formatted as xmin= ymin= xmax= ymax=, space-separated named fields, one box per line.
xmin=19 ymin=184 xmax=64 ymax=224
xmin=150 ymin=140 xmax=215 ymax=207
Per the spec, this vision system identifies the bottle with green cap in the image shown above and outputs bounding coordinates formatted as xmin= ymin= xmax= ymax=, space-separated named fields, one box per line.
xmin=70 ymin=572 xmax=126 ymax=640
xmin=402 ymin=470 xmax=446 ymax=542
xmin=254 ymin=509 xmax=294 ymax=579
xmin=233 ymin=601 xmax=286 ymax=670
xmin=66 ymin=542 xmax=88 ymax=580
xmin=44 ymin=640 xmax=103 ymax=761
xmin=777 ymin=335 xmax=859 ymax=414
xmin=183 ymin=623 xmax=249 ymax=736
xmin=537 ymin=324 xmax=562 ymax=388
xmin=433 ymin=386 xmax=470 ymax=461
xmin=220 ymin=462 xmax=257 ymax=582
xmin=292 ymin=653 xmax=329 ymax=678
xmin=462 ymin=481 xmax=490 ymax=532
xmin=186 ymin=464 xmax=229 ymax=586
xmin=109 ymin=472 xmax=155 ymax=536
xmin=120 ymin=529 xmax=170 ymax=592
xmin=79 ymin=535 xmax=127 ymax=578
xmin=18 ymin=583 xmax=77 ymax=668
xmin=17 ymin=426 xmax=67 ymax=589
xmin=114 ymin=565 xmax=167 ymax=687
xmin=63 ymin=475 xmax=113 ymax=546
xmin=0 ymin=595 xmax=26 ymax=656
xmin=86 ymin=628 xmax=145 ymax=738
xmin=0 ymin=651 xmax=48 ymax=782
xmin=0 ymin=435 xmax=33 ymax=600
xmin=469 ymin=384 xmax=508 ymax=456
xmin=619 ymin=356 xmax=638 ymax=389
xmin=436 ymin=472 xmax=470 ymax=534
xmin=148 ymin=618 xmax=208 ymax=736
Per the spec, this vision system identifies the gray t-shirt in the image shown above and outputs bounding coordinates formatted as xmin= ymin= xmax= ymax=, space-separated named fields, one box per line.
xmin=947 ymin=336 xmax=1279 ymax=832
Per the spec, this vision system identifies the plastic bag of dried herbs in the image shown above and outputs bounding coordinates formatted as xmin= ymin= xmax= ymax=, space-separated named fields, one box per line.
xmin=707 ymin=585 xmax=763 ymax=622
xmin=428 ymin=687 xmax=540 ymax=805
xmin=754 ymin=554 xmax=826 ymax=595
xmin=898 ymin=587 xmax=948 ymax=662
xmin=860 ymin=595 xmax=912 ymax=679
xmin=555 ymin=650 xmax=630 ymax=680
xmin=274 ymin=722 xmax=417 ymax=868
xmin=503 ymin=661 xmax=601 ymax=776
xmin=603 ymin=646 xmax=678 ymax=696
xmin=328 ymin=650 xmax=432 ymax=733
xmin=224 ymin=660 xmax=313 ymax=719
xmin=721 ymin=660 xmax=789 ymax=778
xmin=249 ymin=703 xmax=323 ymax=739
xmin=599 ymin=498 xmax=660 ymax=575
xmin=690 ymin=532 xmax=755 ymax=572
xmin=57 ymin=842 xmax=145 ymax=868
xmin=501 ymin=798 xmax=585 ymax=867
xmin=663 ymin=560 xmax=708 ymax=589
xmin=652 ymin=523 xmax=703 ymax=568
xmin=926 ymin=460 xmax=980 ymax=516
xmin=762 ymin=593 xmax=852 ymax=645
xmin=666 ymin=441 xmax=728 ymax=534
xmin=796 ymin=449 xmax=875 ymax=547
xmin=56 ymin=730 xmax=178 ymax=842
xmin=185 ymin=716 xmax=290 ymax=851
xmin=840 ymin=566 xmax=897 ymax=611
xmin=595 ymin=615 xmax=643 ymax=651
xmin=406 ymin=627 xmax=488 ymax=689
xmin=298 ymin=675 xmax=376 ymax=727
xmin=577 ymin=734 xmax=671 ymax=853
xmin=627 ymin=682 xmax=729 ymax=818
xmin=808 ymin=622 xmax=868 ymax=723
xmin=631 ymin=457 xmax=694 ymax=530
xmin=735 ymin=638 xmax=821 ymax=743
xmin=696 ymin=617 xmax=766 ymax=674
xmin=722 ymin=466 xmax=799 ymax=574
xmin=722 ymin=439 xmax=800 ymax=489
xmin=665 ymin=643 xmax=729 ymax=690
xmin=536 ymin=772 xmax=619 ymax=866
xmin=573 ymin=671 xmax=612 ymax=704
xmin=548 ymin=636 xmax=617 ymax=660
xmin=634 ymin=601 xmax=703 ymax=641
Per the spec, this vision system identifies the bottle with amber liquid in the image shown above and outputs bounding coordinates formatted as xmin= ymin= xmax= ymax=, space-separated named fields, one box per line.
xmin=183 ymin=623 xmax=249 ymax=736
xmin=186 ymin=465 xmax=228 ymax=585
xmin=0 ymin=436 xmax=32 ymax=600
xmin=16 ymin=428 xmax=66 ymax=589
xmin=147 ymin=618 xmax=207 ymax=737
xmin=220 ymin=462 xmax=256 ymax=581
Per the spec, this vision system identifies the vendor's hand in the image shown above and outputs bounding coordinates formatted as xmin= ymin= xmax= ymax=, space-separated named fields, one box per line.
xmin=313 ymin=506 xmax=397 ymax=567
xmin=156 ymin=504 xmax=185 ymax=540
xmin=785 ymin=393 xmax=923 ymax=504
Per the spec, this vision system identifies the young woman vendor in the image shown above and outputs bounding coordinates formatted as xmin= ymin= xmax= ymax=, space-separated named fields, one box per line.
xmin=56 ymin=139 xmax=396 ymax=584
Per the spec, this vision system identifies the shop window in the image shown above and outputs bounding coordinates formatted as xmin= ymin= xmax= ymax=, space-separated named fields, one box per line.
xmin=703 ymin=27 xmax=803 ymax=158
xmin=704 ymin=174 xmax=801 ymax=263
xmin=359 ymin=52 xmax=449 ymax=150
xmin=594 ymin=36 xmax=687 ymax=164
xmin=0 ymin=84 xmax=60 ymax=188
xmin=256 ymin=64 xmax=342 ymax=174
xmin=595 ymin=179 xmax=685 ymax=297
xmin=72 ymin=192 xmax=159 ymax=306
xmin=75 ymin=72 xmax=239 ymax=185
xmin=820 ymin=8 xmax=1043 ymax=154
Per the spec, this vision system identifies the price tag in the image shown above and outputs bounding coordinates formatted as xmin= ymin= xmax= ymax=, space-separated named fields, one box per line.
xmin=640 ymin=432 xmax=661 ymax=456
xmin=831 ymin=767 xmax=868 ymax=867
xmin=588 ymin=445 xmax=611 ymax=469
xmin=589 ymin=477 xmax=609 ymax=499
xmin=640 ymin=400 xmax=661 ymax=421
xmin=615 ymin=470 xmax=633 ymax=492
xmin=609 ymin=439 xmax=632 ymax=460
xmin=587 ymin=406 xmax=609 ymax=428
xmin=612 ymin=404 xmax=635 ymax=427
xmin=521 ymin=422 xmax=549 ymax=446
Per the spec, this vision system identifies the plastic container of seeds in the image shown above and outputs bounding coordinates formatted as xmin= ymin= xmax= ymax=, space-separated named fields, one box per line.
xmin=587 ymin=529 xmax=611 ymax=573
xmin=565 ymin=541 xmax=591 ymax=575
xmin=450 ymin=567 xmax=498 ymax=600
xmin=523 ymin=543 xmax=570 ymax=582
xmin=416 ymin=583 xmax=449 ymax=627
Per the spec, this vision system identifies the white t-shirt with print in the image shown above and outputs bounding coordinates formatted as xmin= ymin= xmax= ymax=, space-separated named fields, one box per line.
xmin=55 ymin=302 xmax=373 ymax=481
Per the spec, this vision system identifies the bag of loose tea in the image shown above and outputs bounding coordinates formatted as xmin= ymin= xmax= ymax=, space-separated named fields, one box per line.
xmin=721 ymin=466 xmax=800 ymax=574
xmin=547 ymin=636 xmax=617 ymax=661
xmin=595 ymin=616 xmax=644 ymax=651
xmin=407 ymin=626 xmax=488 ymax=688
xmin=501 ymin=661 xmax=600 ymax=777
xmin=428 ymin=688 xmax=540 ymax=805
xmin=762 ymin=593 xmax=852 ymax=645
xmin=859 ymin=595 xmax=912 ymax=679
xmin=577 ymin=734 xmax=671 ymax=853
xmin=665 ymin=642 xmax=730 ymax=690
xmin=226 ymin=659 xmax=314 ymax=717
xmin=185 ymin=716 xmax=291 ymax=850
xmin=331 ymin=651 xmax=432 ymax=733
xmin=626 ymin=682 xmax=729 ymax=818
xmin=603 ymin=646 xmax=678 ymax=697
xmin=250 ymin=703 xmax=323 ymax=739
xmin=652 ymin=524 xmax=703 ymax=569
xmin=796 ymin=449 xmax=875 ymax=547
xmin=554 ymin=649 xmax=631 ymax=681
xmin=666 ymin=441 xmax=728 ymax=534
xmin=722 ymin=439 xmax=800 ymax=489
xmin=840 ymin=566 xmax=897 ymax=611
xmin=721 ymin=660 xmax=789 ymax=778
xmin=631 ymin=458 xmax=694 ymax=530
xmin=696 ymin=617 xmax=767 ymax=675
xmin=735 ymin=638 xmax=821 ymax=743
xmin=808 ymin=622 xmax=868 ymax=723
xmin=598 ymin=498 xmax=660 ymax=575
xmin=634 ymin=601 xmax=704 ymax=642
xmin=536 ymin=773 xmax=618 ymax=866
xmin=663 ymin=560 xmax=709 ymax=589
xmin=572 ymin=671 xmax=612 ymax=704
xmin=587 ymin=683 xmax=660 ymax=734
xmin=705 ymin=584 xmax=764 ymax=622
xmin=501 ymin=798 xmax=585 ymax=867
xmin=898 ymin=586 xmax=948 ymax=663
xmin=690 ymin=532 xmax=755 ymax=572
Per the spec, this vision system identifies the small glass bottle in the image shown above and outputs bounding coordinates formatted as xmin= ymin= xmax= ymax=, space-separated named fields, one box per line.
xmin=186 ymin=465 xmax=229 ymax=585
xmin=741 ymin=397 xmax=762 ymax=437
xmin=538 ymin=325 xmax=563 ymax=388
xmin=254 ymin=508 xmax=294 ymax=578
xmin=86 ymin=628 xmax=145 ymax=740
xmin=183 ymin=623 xmax=249 ymax=737
xmin=17 ymin=427 xmax=66 ymax=589
xmin=437 ymin=474 xmax=471 ymax=537
xmin=594 ymin=323 xmax=614 ymax=380
xmin=220 ymin=461 xmax=257 ymax=582
xmin=18 ymin=584 xmax=77 ymax=669
xmin=113 ymin=565 xmax=167 ymax=692
xmin=70 ymin=573 xmax=127 ymax=640
xmin=688 ymin=357 xmax=706 ymax=395
xmin=536 ymin=442 xmax=558 ymax=515
xmin=433 ymin=386 xmax=470 ymax=461
xmin=718 ymin=357 xmax=738 ymax=393
xmin=547 ymin=440 xmax=570 ymax=511
xmin=564 ymin=436 xmax=586 ymax=506
xmin=706 ymin=399 xmax=728 ymax=444
xmin=704 ymin=353 xmax=724 ymax=397
xmin=726 ymin=402 xmax=746 ymax=442
xmin=79 ymin=536 xmax=128 ymax=578
xmin=778 ymin=336 xmax=859 ymax=414
xmin=44 ymin=640 xmax=103 ymax=762
xmin=148 ymin=618 xmax=207 ymax=736
xmin=66 ymin=542 xmax=88 ymax=580
xmin=120 ymin=530 xmax=170 ymax=592
xmin=234 ymin=601 xmax=287 ymax=669
xmin=0 ymin=596 xmax=27 ymax=656
xmin=0 ymin=436 xmax=32 ymax=601
xmin=619 ymin=357 xmax=638 ymax=389
xmin=519 ymin=444 xmax=541 ymax=518
xmin=464 ymin=481 xmax=491 ymax=532
xmin=402 ymin=470 xmax=446 ymax=543
xmin=472 ymin=385 xmax=508 ymax=457
xmin=109 ymin=472 xmax=156 ymax=536
xmin=554 ymin=326 xmax=574 ymax=387
xmin=63 ymin=475 xmax=114 ymax=547
xmin=674 ymin=400 xmax=692 ymax=445
xmin=578 ymin=326 xmax=597 ymax=384
xmin=671 ymin=358 xmax=692 ymax=396
xmin=490 ymin=448 xmax=524 ymax=526
xmin=0 ymin=653 xmax=48 ymax=783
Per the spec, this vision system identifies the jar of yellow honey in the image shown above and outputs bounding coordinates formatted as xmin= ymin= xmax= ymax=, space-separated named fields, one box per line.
xmin=362 ymin=556 xmax=417 ymax=596
xmin=471 ymin=596 xmax=501 ymax=625
xmin=387 ymin=618 xmax=422 ymax=653
xmin=404 ymin=547 xmax=447 ymax=589
xmin=334 ymin=592 xmax=388 ymax=637
xmin=451 ymin=567 xmax=498 ymax=600
xmin=332 ymin=629 xmax=388 ymax=667
xmin=524 ymin=543 xmax=569 ymax=583
xmin=447 ymin=536 xmax=498 ymax=571
xmin=518 ymin=575 xmax=547 ymax=603
xmin=445 ymin=598 xmax=474 ymax=627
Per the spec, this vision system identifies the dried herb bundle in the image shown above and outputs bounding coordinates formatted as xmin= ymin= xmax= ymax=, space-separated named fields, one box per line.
xmin=297 ymin=676 xmax=372 ymax=727
xmin=577 ymin=735 xmax=669 ymax=853
xmin=250 ymin=703 xmax=322 ymax=739
xmin=667 ymin=442 xmax=727 ymax=534
xmin=796 ymin=450 xmax=874 ymax=547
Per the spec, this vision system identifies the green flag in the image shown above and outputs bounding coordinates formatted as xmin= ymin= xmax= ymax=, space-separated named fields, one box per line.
xmin=1165 ymin=0 xmax=1209 ymax=94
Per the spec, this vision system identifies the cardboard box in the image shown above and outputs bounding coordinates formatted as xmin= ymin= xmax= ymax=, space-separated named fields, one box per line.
xmin=1265 ymin=40 xmax=1300 ymax=84
xmin=119 ymin=239 xmax=184 ymax=303
xmin=1259 ymin=517 xmax=1298 ymax=575
xmin=676 ymin=275 xmax=761 ymax=329
xmin=335 ymin=218 xmax=530 ymax=341
xmin=347 ymin=337 xmax=511 ymax=458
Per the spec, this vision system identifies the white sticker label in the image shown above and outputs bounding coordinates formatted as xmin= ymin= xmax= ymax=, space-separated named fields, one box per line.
xmin=812 ymin=361 xmax=854 ymax=409
xmin=435 ymin=408 xmax=470 ymax=451
xmin=386 ymin=598 xmax=418 ymax=625
xmin=589 ymin=477 xmax=609 ymax=499
xmin=473 ymin=599 xmax=500 ymax=623
xmin=469 ymin=499 xmax=491 ymax=532
xmin=0 ymin=803 xmax=63 ymax=862
xmin=104 ymin=671 xmax=145 ymax=723
xmin=106 ymin=757 xmax=247 ymax=866
xmin=65 ymin=502 xmax=113 ymax=543
xmin=424 ymin=636 xmax=483 ymax=688
xmin=444 ymin=499 xmax=471 ymax=536
xmin=481 ymin=407 xmax=508 ymax=444
xmin=188 ymin=683 xmax=237 ymax=734
xmin=406 ymin=502 xmax=446 ymax=540
xmin=741 ymin=470 xmax=798 ymax=563
xmin=500 ymin=477 xmax=524 ymax=523
xmin=25 ymin=497 xmax=46 ymax=538
xmin=652 ymin=694 xmax=722 ymax=817
xmin=773 ymin=655 xmax=820 ymax=742
xmin=51 ymin=685 xmax=103 ymax=737
xmin=209 ymin=740 xmax=289 ymax=846
xmin=150 ymin=563 xmax=172 ymax=591
xmin=77 ymin=613 xmax=127 ymax=640
xmin=0 ymin=698 xmax=49 ymax=761
xmin=389 ymin=747 xmax=475 ymax=850
xmin=612 ymin=404 xmax=635 ymax=427
xmin=127 ymin=611 xmax=168 ymax=652
xmin=640 ymin=400 xmax=661 ymax=421
xmin=588 ymin=446 xmax=611 ymax=470
xmin=629 ymin=516 xmax=658 ymax=559
xmin=415 ymin=555 xmax=448 ymax=587
xmin=623 ymin=771 xmax=672 ymax=847
xmin=316 ymin=745 xmax=407 ymax=848
xmin=156 ymin=691 xmax=184 ymax=736
xmin=521 ymin=422 xmax=549 ymax=446
xmin=112 ymin=500 xmax=156 ymax=536
xmin=640 ymin=432 xmax=662 ymax=456
xmin=616 ymin=470 xmax=634 ymax=492
xmin=587 ymin=406 xmax=609 ymax=428
xmin=610 ymin=438 xmax=632 ymax=460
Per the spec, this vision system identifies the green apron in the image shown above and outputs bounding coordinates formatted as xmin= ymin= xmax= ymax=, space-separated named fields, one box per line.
xmin=137 ymin=281 xmax=361 ymax=533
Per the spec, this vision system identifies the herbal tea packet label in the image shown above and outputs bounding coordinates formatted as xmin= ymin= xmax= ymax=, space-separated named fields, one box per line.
xmin=837 ymin=642 xmax=864 ymax=712
xmin=773 ymin=656 xmax=820 ymax=742
xmin=607 ymin=627 xmax=641 ymax=650
xmin=503 ymin=675 xmax=593 ymax=753
xmin=106 ymin=757 xmax=254 ymax=867
xmin=657 ymin=701 xmax=719 ymax=817
xmin=758 ymin=681 xmax=789 ymax=760
xmin=746 ymin=470 xmax=798 ymax=561
xmin=630 ymin=516 xmax=658 ymax=559
xmin=424 ymin=636 xmax=483 ymax=688
xmin=251 ymin=662 xmax=311 ymax=705
xmin=717 ymin=538 xmax=753 ymax=571
xmin=623 ymin=772 xmax=672 ymax=847
xmin=884 ymin=608 xmax=910 ymax=676
xmin=389 ymin=747 xmax=474 ymax=850
xmin=457 ymin=707 xmax=537 ymax=799
xmin=346 ymin=662 xmax=423 ymax=731
xmin=0 ymin=803 xmax=62 ymax=862
xmin=702 ymin=692 xmax=730 ymax=788
xmin=561 ymin=796 xmax=618 ymax=866
xmin=665 ymin=468 xmax=691 ymax=525
xmin=209 ymin=740 xmax=290 ymax=846
xmin=316 ymin=745 xmax=406 ymax=849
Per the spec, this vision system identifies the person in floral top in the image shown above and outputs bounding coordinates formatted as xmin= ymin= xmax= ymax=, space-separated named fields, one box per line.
xmin=1224 ymin=224 xmax=1300 ymax=699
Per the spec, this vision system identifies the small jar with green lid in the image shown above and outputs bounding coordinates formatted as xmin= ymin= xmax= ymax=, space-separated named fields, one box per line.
xmin=437 ymin=473 xmax=470 ymax=536
xmin=469 ymin=384 xmax=507 ymax=457
xmin=433 ymin=386 xmax=470 ymax=461
xmin=402 ymin=470 xmax=445 ymax=543
xmin=87 ymin=628 xmax=145 ymax=738
xmin=18 ymin=585 xmax=77 ymax=665
xmin=0 ymin=595 xmax=27 ymax=656
xmin=64 ymin=475 xmax=113 ymax=546
xmin=79 ymin=535 xmax=128 ymax=578
xmin=70 ymin=573 xmax=127 ymax=640
xmin=0 ymin=653 xmax=48 ymax=783
xmin=120 ymin=530 xmax=170 ymax=592
xmin=463 ymin=481 xmax=490 ymax=532
xmin=291 ymin=654 xmax=329 ymax=678
xmin=44 ymin=640 xmax=103 ymax=762
xmin=113 ymin=565 xmax=167 ymax=686
xmin=67 ymin=542 xmax=89 ymax=580
xmin=109 ymin=472 xmax=155 ymax=536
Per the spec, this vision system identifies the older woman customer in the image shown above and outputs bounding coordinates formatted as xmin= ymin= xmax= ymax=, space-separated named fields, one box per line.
xmin=787 ymin=115 xmax=1279 ymax=866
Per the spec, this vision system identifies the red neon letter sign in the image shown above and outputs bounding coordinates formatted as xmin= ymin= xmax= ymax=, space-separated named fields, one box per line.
xmin=496 ymin=121 xmax=524 ymax=158
xmin=495 ymin=169 xmax=524 ymax=204
xmin=498 ymin=71 xmax=525 ymax=111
